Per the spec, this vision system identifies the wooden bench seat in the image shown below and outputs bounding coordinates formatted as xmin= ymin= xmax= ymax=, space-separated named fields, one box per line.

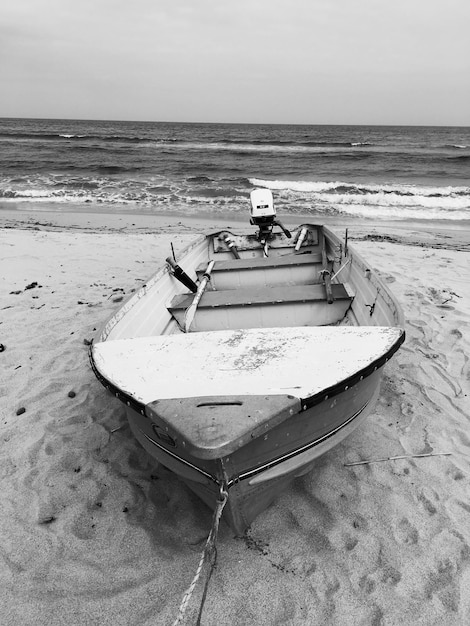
xmin=196 ymin=253 xmax=330 ymax=289
xmin=196 ymin=252 xmax=323 ymax=274
xmin=168 ymin=284 xmax=353 ymax=331
xmin=170 ymin=283 xmax=350 ymax=311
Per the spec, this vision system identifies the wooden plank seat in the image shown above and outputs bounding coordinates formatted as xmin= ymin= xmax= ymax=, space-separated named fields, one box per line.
xmin=170 ymin=284 xmax=349 ymax=310
xmin=168 ymin=283 xmax=353 ymax=330
xmin=196 ymin=252 xmax=324 ymax=274
xmin=195 ymin=253 xmax=331 ymax=289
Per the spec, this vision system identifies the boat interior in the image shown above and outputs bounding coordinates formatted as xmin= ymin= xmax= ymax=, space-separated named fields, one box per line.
xmin=101 ymin=190 xmax=403 ymax=343
xmin=167 ymin=226 xmax=354 ymax=332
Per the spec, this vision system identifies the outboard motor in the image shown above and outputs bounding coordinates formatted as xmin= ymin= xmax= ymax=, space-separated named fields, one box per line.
xmin=250 ymin=189 xmax=291 ymax=255
xmin=250 ymin=188 xmax=276 ymax=229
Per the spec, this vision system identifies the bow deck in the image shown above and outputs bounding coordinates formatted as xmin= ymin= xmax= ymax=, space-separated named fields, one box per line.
xmin=92 ymin=326 xmax=404 ymax=457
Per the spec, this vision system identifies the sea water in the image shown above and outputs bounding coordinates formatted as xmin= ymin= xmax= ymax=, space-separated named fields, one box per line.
xmin=0 ymin=118 xmax=469 ymax=222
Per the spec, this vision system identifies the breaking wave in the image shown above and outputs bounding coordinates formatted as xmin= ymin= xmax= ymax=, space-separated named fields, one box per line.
xmin=249 ymin=178 xmax=470 ymax=220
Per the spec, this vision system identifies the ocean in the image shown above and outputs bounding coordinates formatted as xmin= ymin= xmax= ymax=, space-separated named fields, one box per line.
xmin=0 ymin=118 xmax=469 ymax=222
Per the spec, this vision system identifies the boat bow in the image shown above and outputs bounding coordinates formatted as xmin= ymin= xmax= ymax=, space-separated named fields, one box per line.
xmin=91 ymin=326 xmax=404 ymax=458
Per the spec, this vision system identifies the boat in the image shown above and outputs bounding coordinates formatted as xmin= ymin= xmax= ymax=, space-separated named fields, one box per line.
xmin=89 ymin=189 xmax=405 ymax=534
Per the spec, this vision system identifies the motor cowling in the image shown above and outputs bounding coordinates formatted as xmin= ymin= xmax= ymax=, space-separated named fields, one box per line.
xmin=250 ymin=189 xmax=276 ymax=227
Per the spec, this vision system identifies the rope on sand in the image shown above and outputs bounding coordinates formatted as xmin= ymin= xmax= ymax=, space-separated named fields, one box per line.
xmin=173 ymin=484 xmax=228 ymax=626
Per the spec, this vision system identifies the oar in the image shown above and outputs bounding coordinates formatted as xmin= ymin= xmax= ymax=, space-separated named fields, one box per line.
xmin=321 ymin=231 xmax=334 ymax=304
xmin=184 ymin=260 xmax=215 ymax=332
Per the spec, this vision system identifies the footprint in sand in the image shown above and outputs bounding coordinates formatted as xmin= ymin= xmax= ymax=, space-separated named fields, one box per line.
xmin=358 ymin=574 xmax=376 ymax=594
xmin=417 ymin=490 xmax=438 ymax=515
xmin=395 ymin=517 xmax=419 ymax=545
xmin=381 ymin=565 xmax=402 ymax=585
xmin=447 ymin=467 xmax=465 ymax=481
xmin=344 ymin=536 xmax=359 ymax=551
xmin=70 ymin=511 xmax=98 ymax=540
xmin=352 ymin=514 xmax=369 ymax=531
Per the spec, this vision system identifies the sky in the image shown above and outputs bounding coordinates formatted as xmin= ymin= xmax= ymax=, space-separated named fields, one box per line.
xmin=1 ymin=0 xmax=469 ymax=125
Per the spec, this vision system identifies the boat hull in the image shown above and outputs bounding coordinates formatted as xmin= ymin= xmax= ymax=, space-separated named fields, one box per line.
xmin=126 ymin=368 xmax=382 ymax=534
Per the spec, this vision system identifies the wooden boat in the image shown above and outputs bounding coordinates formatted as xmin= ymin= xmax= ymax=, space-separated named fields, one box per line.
xmin=89 ymin=190 xmax=405 ymax=534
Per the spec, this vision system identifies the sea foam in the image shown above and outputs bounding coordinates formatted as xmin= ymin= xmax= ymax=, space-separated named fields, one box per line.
xmin=249 ymin=178 xmax=470 ymax=220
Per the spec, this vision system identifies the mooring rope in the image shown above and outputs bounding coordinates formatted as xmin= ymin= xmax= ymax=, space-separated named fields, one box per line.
xmin=172 ymin=484 xmax=229 ymax=626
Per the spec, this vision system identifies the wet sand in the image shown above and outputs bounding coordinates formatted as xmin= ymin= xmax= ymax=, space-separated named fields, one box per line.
xmin=1 ymin=207 xmax=469 ymax=625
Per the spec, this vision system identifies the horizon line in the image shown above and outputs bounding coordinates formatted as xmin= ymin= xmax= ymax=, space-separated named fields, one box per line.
xmin=0 ymin=116 xmax=469 ymax=129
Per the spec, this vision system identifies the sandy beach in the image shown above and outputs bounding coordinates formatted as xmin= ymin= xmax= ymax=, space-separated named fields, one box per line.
xmin=1 ymin=207 xmax=469 ymax=625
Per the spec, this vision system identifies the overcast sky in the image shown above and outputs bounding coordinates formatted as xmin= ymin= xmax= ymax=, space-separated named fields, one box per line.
xmin=1 ymin=0 xmax=469 ymax=125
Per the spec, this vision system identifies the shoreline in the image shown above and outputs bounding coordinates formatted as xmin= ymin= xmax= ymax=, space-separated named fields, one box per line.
xmin=1 ymin=205 xmax=470 ymax=251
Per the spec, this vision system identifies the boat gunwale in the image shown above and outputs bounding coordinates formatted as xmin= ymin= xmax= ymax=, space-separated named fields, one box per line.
xmin=322 ymin=224 xmax=406 ymax=329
